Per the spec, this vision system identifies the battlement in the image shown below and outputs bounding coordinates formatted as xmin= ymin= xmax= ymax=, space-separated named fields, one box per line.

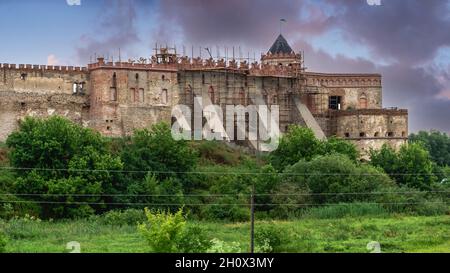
xmin=1 ymin=63 xmax=88 ymax=73
xmin=87 ymin=56 xmax=304 ymax=77
xmin=303 ymin=72 xmax=382 ymax=87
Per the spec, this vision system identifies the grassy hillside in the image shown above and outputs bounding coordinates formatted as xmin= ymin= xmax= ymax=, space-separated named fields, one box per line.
xmin=1 ymin=215 xmax=448 ymax=253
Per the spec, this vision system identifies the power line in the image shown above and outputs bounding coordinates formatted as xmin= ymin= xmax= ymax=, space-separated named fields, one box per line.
xmin=0 ymin=190 xmax=448 ymax=197
xmin=0 ymin=166 xmax=446 ymax=176
xmin=0 ymin=200 xmax=447 ymax=207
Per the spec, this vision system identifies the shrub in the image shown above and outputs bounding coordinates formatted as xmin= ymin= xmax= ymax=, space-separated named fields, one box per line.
xmin=269 ymin=125 xmax=359 ymax=171
xmin=192 ymin=141 xmax=242 ymax=166
xmin=370 ymin=143 xmax=437 ymax=190
xmin=176 ymin=225 xmax=212 ymax=253
xmin=283 ymin=154 xmax=395 ymax=204
xmin=414 ymin=198 xmax=449 ymax=216
xmin=6 ymin=116 xmax=123 ymax=219
xmin=255 ymin=224 xmax=286 ymax=253
xmin=138 ymin=208 xmax=210 ymax=253
xmin=99 ymin=209 xmax=146 ymax=226
xmin=409 ymin=130 xmax=450 ymax=167
xmin=201 ymin=196 xmax=249 ymax=222
xmin=302 ymin=203 xmax=388 ymax=219
xmin=121 ymin=122 xmax=198 ymax=184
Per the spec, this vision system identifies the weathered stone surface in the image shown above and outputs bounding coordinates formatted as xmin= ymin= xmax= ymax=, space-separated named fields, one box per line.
xmin=0 ymin=46 xmax=408 ymax=155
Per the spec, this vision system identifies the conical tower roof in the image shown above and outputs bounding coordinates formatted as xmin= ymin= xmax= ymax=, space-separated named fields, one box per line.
xmin=268 ymin=34 xmax=294 ymax=54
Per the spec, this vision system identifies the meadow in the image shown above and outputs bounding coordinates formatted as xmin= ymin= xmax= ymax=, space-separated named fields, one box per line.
xmin=1 ymin=214 xmax=449 ymax=253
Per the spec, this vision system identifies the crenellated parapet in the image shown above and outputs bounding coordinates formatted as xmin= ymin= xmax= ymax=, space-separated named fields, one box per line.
xmin=1 ymin=63 xmax=87 ymax=73
xmin=303 ymin=72 xmax=382 ymax=88
xmin=87 ymin=56 xmax=303 ymax=77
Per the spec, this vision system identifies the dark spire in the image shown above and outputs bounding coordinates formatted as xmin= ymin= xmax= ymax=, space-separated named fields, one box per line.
xmin=268 ymin=34 xmax=294 ymax=54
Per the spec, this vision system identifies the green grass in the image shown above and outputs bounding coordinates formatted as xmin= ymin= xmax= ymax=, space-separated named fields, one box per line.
xmin=1 ymin=215 xmax=449 ymax=253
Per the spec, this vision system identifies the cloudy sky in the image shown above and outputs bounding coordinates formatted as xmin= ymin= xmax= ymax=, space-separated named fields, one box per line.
xmin=0 ymin=0 xmax=449 ymax=133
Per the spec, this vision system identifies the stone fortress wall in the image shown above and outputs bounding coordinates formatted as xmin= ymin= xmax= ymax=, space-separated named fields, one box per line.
xmin=0 ymin=35 xmax=408 ymax=155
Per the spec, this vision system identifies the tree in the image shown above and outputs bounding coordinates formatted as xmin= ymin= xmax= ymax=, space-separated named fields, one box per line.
xmin=6 ymin=116 xmax=123 ymax=218
xmin=370 ymin=143 xmax=437 ymax=190
xmin=121 ymin=122 xmax=198 ymax=188
xmin=409 ymin=130 xmax=450 ymax=166
xmin=269 ymin=125 xmax=359 ymax=171
xmin=283 ymin=154 xmax=395 ymax=204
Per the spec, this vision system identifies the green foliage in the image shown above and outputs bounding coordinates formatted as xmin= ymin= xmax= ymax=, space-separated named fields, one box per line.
xmin=254 ymin=224 xmax=286 ymax=253
xmin=283 ymin=154 xmax=395 ymax=204
xmin=138 ymin=207 xmax=210 ymax=253
xmin=409 ymin=130 xmax=450 ymax=167
xmin=269 ymin=126 xmax=322 ymax=170
xmin=269 ymin=182 xmax=311 ymax=219
xmin=323 ymin=137 xmax=359 ymax=162
xmin=372 ymin=185 xmax=449 ymax=215
xmin=138 ymin=208 xmax=186 ymax=252
xmin=192 ymin=141 xmax=243 ymax=166
xmin=269 ymin=126 xmax=359 ymax=171
xmin=99 ymin=209 xmax=146 ymax=226
xmin=302 ymin=203 xmax=388 ymax=219
xmin=6 ymin=116 xmax=123 ymax=219
xmin=370 ymin=143 xmax=438 ymax=190
xmin=201 ymin=196 xmax=250 ymax=222
xmin=121 ymin=122 xmax=197 ymax=183
xmin=125 ymin=174 xmax=184 ymax=211
xmin=176 ymin=225 xmax=212 ymax=253
xmin=208 ymin=238 xmax=243 ymax=253
xmin=0 ymin=230 xmax=7 ymax=253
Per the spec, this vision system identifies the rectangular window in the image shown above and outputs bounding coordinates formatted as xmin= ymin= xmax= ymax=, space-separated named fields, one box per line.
xmin=328 ymin=96 xmax=341 ymax=110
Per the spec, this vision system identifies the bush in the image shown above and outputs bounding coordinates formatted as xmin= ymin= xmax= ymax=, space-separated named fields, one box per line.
xmin=138 ymin=208 xmax=210 ymax=253
xmin=415 ymin=199 xmax=449 ymax=216
xmin=255 ymin=224 xmax=286 ymax=253
xmin=370 ymin=143 xmax=437 ymax=190
xmin=6 ymin=116 xmax=123 ymax=219
xmin=269 ymin=126 xmax=359 ymax=171
xmin=201 ymin=196 xmax=249 ymax=222
xmin=409 ymin=130 xmax=450 ymax=167
xmin=99 ymin=209 xmax=146 ymax=226
xmin=121 ymin=122 xmax=198 ymax=184
xmin=283 ymin=154 xmax=395 ymax=204
xmin=302 ymin=203 xmax=388 ymax=219
xmin=176 ymin=225 xmax=212 ymax=253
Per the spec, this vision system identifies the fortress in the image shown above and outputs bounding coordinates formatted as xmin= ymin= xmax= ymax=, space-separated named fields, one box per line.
xmin=0 ymin=34 xmax=408 ymax=155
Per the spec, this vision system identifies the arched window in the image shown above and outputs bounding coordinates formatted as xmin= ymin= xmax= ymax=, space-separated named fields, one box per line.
xmin=359 ymin=94 xmax=368 ymax=109
xmin=161 ymin=89 xmax=168 ymax=104
xmin=208 ymin=86 xmax=215 ymax=104
xmin=374 ymin=132 xmax=380 ymax=137
xmin=360 ymin=132 xmax=366 ymax=137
